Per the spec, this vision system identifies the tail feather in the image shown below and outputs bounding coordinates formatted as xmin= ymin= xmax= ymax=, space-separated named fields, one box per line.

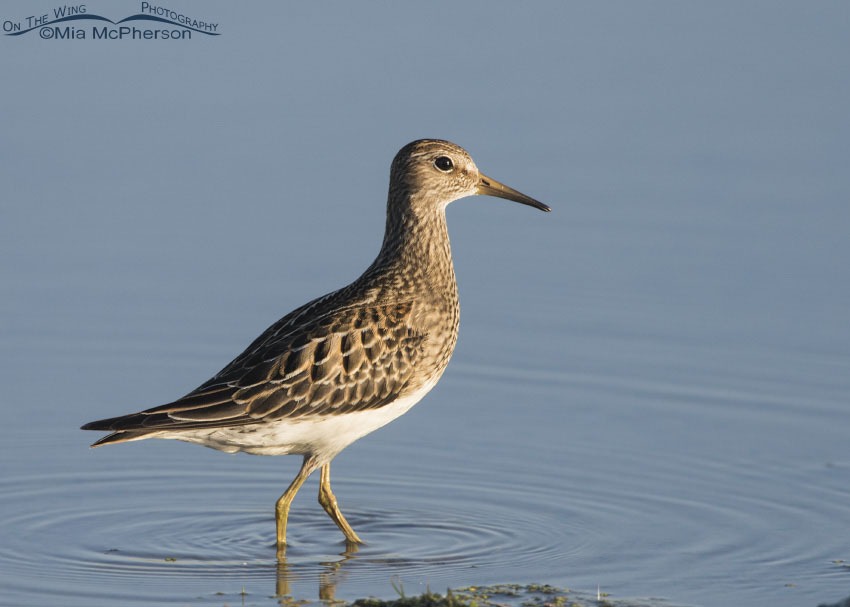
xmin=81 ymin=409 xmax=260 ymax=448
xmin=89 ymin=430 xmax=158 ymax=448
xmin=81 ymin=412 xmax=169 ymax=448
xmin=81 ymin=412 xmax=172 ymax=432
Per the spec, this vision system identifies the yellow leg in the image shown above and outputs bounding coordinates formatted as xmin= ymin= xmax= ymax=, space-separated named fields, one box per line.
xmin=274 ymin=558 xmax=291 ymax=596
xmin=276 ymin=456 xmax=318 ymax=548
xmin=318 ymin=463 xmax=363 ymax=544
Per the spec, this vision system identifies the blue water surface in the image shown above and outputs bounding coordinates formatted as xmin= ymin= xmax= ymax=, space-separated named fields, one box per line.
xmin=1 ymin=3 xmax=848 ymax=607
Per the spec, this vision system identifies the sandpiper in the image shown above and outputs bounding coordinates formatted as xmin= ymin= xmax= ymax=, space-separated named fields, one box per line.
xmin=82 ymin=139 xmax=549 ymax=548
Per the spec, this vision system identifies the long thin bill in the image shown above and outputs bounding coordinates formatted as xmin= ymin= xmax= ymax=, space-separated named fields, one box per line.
xmin=476 ymin=173 xmax=551 ymax=212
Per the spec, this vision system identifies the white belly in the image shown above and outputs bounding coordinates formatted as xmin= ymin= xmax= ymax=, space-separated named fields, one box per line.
xmin=155 ymin=375 xmax=440 ymax=461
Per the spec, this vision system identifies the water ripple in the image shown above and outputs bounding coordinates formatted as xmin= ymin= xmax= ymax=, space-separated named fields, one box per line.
xmin=2 ymin=356 xmax=848 ymax=606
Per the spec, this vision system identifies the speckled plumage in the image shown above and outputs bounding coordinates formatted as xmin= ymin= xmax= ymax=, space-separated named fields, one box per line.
xmin=82 ymin=139 xmax=549 ymax=547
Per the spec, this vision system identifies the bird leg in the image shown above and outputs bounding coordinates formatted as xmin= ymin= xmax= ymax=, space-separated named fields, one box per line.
xmin=318 ymin=463 xmax=363 ymax=543
xmin=276 ymin=455 xmax=319 ymax=548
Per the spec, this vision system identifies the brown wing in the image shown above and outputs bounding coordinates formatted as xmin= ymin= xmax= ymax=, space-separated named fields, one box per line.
xmin=82 ymin=301 xmax=425 ymax=441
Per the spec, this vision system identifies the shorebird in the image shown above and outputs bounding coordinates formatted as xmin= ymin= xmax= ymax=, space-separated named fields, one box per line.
xmin=82 ymin=139 xmax=550 ymax=548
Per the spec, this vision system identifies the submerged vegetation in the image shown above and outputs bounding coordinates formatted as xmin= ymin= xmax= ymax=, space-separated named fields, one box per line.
xmin=268 ymin=582 xmax=679 ymax=607
xmin=348 ymin=583 xmax=606 ymax=607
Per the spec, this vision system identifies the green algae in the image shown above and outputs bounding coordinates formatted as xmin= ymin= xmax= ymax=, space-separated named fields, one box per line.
xmin=264 ymin=583 xmax=681 ymax=607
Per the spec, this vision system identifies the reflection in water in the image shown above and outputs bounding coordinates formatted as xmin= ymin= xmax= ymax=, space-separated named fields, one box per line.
xmin=0 ymin=432 xmax=848 ymax=606
xmin=275 ymin=541 xmax=361 ymax=601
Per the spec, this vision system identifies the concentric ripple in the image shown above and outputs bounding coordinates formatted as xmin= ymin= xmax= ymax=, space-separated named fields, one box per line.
xmin=2 ymin=356 xmax=849 ymax=607
xmin=0 ymin=461 xmax=584 ymax=605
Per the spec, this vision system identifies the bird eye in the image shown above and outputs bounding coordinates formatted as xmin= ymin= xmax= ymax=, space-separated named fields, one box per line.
xmin=434 ymin=156 xmax=454 ymax=172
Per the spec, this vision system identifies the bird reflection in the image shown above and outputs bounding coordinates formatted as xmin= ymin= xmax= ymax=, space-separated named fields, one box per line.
xmin=274 ymin=540 xmax=361 ymax=601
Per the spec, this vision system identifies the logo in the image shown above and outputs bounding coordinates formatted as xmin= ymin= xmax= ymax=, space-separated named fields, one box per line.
xmin=3 ymin=3 xmax=220 ymax=41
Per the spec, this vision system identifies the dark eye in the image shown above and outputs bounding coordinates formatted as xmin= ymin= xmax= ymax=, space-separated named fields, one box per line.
xmin=434 ymin=156 xmax=454 ymax=172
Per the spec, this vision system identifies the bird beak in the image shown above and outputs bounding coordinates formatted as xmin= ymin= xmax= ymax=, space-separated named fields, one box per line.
xmin=476 ymin=173 xmax=551 ymax=212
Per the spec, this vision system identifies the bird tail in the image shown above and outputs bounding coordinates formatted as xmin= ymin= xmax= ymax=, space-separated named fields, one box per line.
xmin=81 ymin=415 xmax=161 ymax=448
xmin=85 ymin=430 xmax=156 ymax=448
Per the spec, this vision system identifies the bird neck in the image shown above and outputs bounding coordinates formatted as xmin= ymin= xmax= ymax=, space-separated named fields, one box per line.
xmin=374 ymin=197 xmax=456 ymax=289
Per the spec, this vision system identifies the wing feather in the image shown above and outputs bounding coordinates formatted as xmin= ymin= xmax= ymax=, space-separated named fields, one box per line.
xmin=82 ymin=301 xmax=424 ymax=441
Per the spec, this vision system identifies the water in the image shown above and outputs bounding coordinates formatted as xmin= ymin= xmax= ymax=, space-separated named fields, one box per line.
xmin=2 ymin=2 xmax=849 ymax=606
